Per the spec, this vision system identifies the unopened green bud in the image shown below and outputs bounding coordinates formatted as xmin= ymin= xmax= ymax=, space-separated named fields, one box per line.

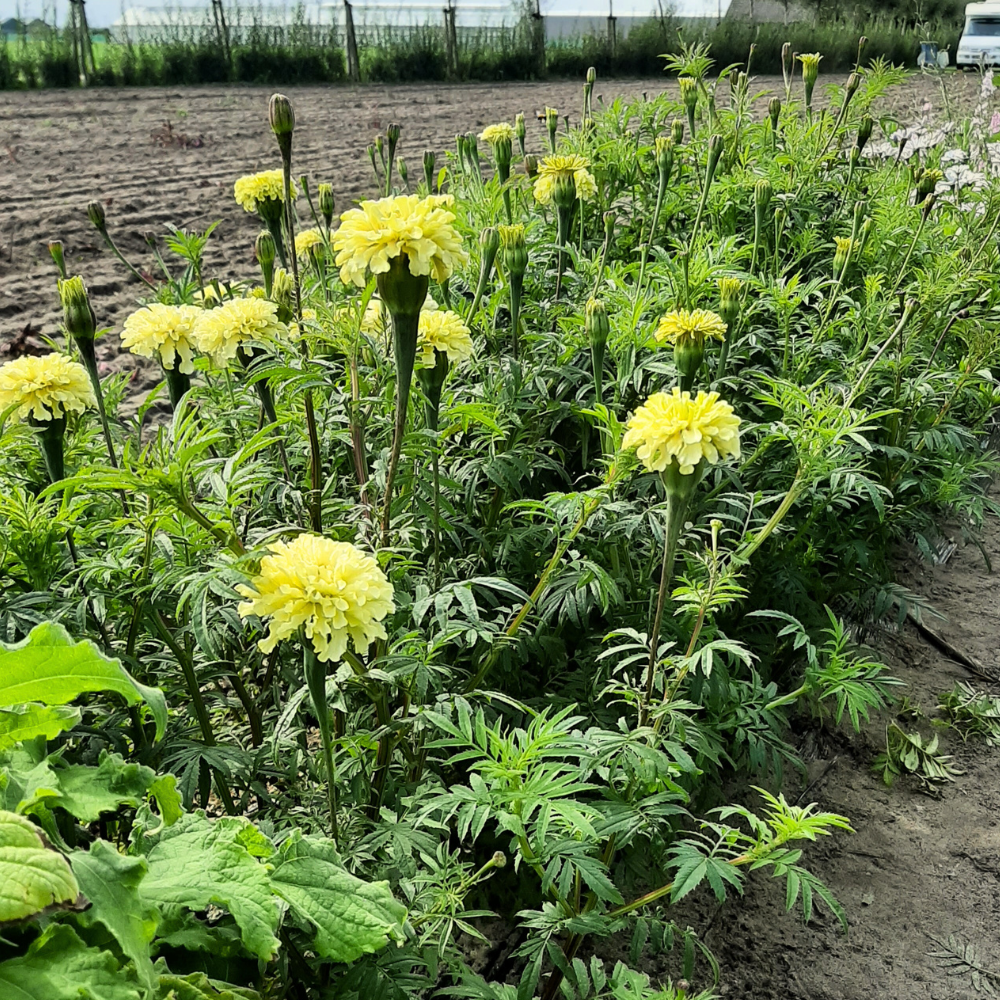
xmin=850 ymin=146 xmax=861 ymax=168
xmin=553 ymin=171 xmax=577 ymax=210
xmin=587 ymin=66 xmax=596 ymax=85
xmin=48 ymin=241 xmax=66 ymax=279
xmin=853 ymin=199 xmax=868 ymax=233
xmin=781 ymin=41 xmax=792 ymax=81
xmin=845 ymin=71 xmax=861 ymax=99
xmin=480 ymin=225 xmax=500 ymax=257
xmin=465 ymin=132 xmax=481 ymax=172
xmin=671 ymin=118 xmax=684 ymax=145
xmin=523 ymin=153 xmax=538 ymax=178
xmin=387 ymin=122 xmax=401 ymax=144
xmin=768 ymin=96 xmax=781 ymax=130
xmin=86 ymin=199 xmax=106 ymax=233
xmin=858 ymin=217 xmax=874 ymax=254
xmin=515 ymin=112 xmax=526 ymax=156
xmin=916 ymin=168 xmax=942 ymax=201
xmin=268 ymin=93 xmax=295 ymax=137
xmin=921 ymin=192 xmax=937 ymax=221
xmin=255 ymin=230 xmax=276 ymax=266
xmin=856 ymin=114 xmax=874 ymax=153
xmin=398 ymin=157 xmax=409 ymax=184
xmin=499 ymin=224 xmax=527 ymax=278
xmin=718 ymin=276 xmax=741 ymax=328
xmin=375 ymin=135 xmax=384 ymax=158
xmin=367 ymin=144 xmax=378 ymax=174
xmin=706 ymin=134 xmax=725 ymax=179
xmin=754 ymin=178 xmax=773 ymax=216
xmin=58 ymin=275 xmax=97 ymax=343
xmin=423 ymin=150 xmax=436 ymax=191
xmin=603 ymin=211 xmax=617 ymax=240
xmin=679 ymin=76 xmax=698 ymax=110
xmin=833 ymin=236 xmax=852 ymax=275
xmin=271 ymin=267 xmax=294 ymax=322
xmin=585 ymin=298 xmax=609 ymax=351
xmin=318 ymin=183 xmax=334 ymax=227
xmin=655 ymin=136 xmax=674 ymax=183
xmin=492 ymin=851 xmax=507 ymax=868
xmin=545 ymin=106 xmax=559 ymax=152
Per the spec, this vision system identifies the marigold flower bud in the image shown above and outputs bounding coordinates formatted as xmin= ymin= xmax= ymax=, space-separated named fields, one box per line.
xmin=492 ymin=851 xmax=507 ymax=869
xmin=86 ymin=200 xmax=106 ymax=233
xmin=768 ymin=96 xmax=781 ymax=131
xmin=500 ymin=224 xmax=527 ymax=278
xmin=387 ymin=122 xmax=401 ymax=144
xmin=655 ymin=135 xmax=674 ymax=183
xmin=515 ymin=112 xmax=526 ymax=156
xmin=585 ymin=298 xmax=609 ymax=351
xmin=916 ymin=168 xmax=942 ymax=201
xmin=850 ymin=146 xmax=861 ymax=168
xmin=921 ymin=193 xmax=937 ymax=221
xmin=48 ymin=240 xmax=66 ymax=279
xmin=398 ymin=157 xmax=409 ymax=185
xmin=423 ymin=150 xmax=436 ymax=191
xmin=718 ymin=276 xmax=741 ymax=328
xmin=587 ymin=66 xmax=596 ymax=85
xmin=523 ymin=153 xmax=538 ymax=178
xmin=845 ymin=71 xmax=861 ymax=99
xmin=545 ymin=106 xmax=559 ymax=152
xmin=480 ymin=225 xmax=500 ymax=257
xmin=781 ymin=41 xmax=792 ymax=81
xmin=679 ymin=76 xmax=698 ymax=110
xmin=269 ymin=92 xmax=294 ymax=136
xmin=256 ymin=230 xmax=276 ymax=267
xmin=833 ymin=236 xmax=853 ymax=274
xmin=858 ymin=216 xmax=874 ymax=254
xmin=58 ymin=275 xmax=97 ymax=344
xmin=603 ymin=210 xmax=616 ymax=240
xmin=465 ymin=131 xmax=481 ymax=173
xmin=671 ymin=118 xmax=684 ymax=145
xmin=318 ymin=183 xmax=334 ymax=227
xmin=856 ymin=114 xmax=874 ymax=153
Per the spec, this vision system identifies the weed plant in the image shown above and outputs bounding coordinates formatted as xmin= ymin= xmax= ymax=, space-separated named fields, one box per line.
xmin=1 ymin=41 xmax=999 ymax=1000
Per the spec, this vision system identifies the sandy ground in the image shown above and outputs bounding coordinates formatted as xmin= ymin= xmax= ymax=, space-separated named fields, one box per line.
xmin=1 ymin=72 xmax=998 ymax=999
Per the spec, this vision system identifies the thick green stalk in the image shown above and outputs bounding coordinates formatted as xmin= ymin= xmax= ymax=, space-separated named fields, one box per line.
xmin=381 ymin=311 xmax=420 ymax=546
xmin=304 ymin=643 xmax=339 ymax=845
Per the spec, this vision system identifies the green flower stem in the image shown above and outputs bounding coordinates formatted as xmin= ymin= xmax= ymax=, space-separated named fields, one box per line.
xmin=555 ymin=204 xmax=574 ymax=301
xmin=418 ymin=352 xmax=448 ymax=586
xmin=636 ymin=169 xmax=668 ymax=299
xmin=735 ymin=468 xmax=805 ymax=563
xmin=592 ymin=223 xmax=613 ymax=299
xmin=381 ymin=310 xmax=420 ymax=547
xmin=467 ymin=258 xmax=496 ymax=329
xmin=163 ymin=367 xmax=191 ymax=410
xmin=32 ymin=417 xmax=65 ymax=484
xmin=639 ymin=492 xmax=688 ymax=727
xmin=464 ymin=492 xmax=604 ymax=692
xmin=174 ymin=494 xmax=246 ymax=556
xmin=237 ymin=347 xmax=293 ymax=482
xmin=150 ymin=607 xmax=237 ymax=816
xmin=304 ymin=642 xmax=339 ymax=845
xmin=848 ymin=299 xmax=918 ymax=405
xmin=74 ymin=337 xmax=119 ymax=471
xmin=508 ymin=273 xmax=524 ymax=360
xmin=97 ymin=228 xmax=157 ymax=290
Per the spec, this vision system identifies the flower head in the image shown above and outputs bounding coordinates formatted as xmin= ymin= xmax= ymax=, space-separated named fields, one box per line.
xmin=121 ymin=303 xmax=203 ymax=373
xmin=234 ymin=170 xmax=299 ymax=213
xmin=417 ymin=309 xmax=473 ymax=369
xmin=479 ymin=123 xmax=515 ymax=146
xmin=622 ymin=388 xmax=741 ymax=475
xmin=654 ymin=309 xmax=727 ymax=348
xmin=0 ymin=353 xmax=95 ymax=422
xmin=295 ymin=228 xmax=324 ymax=258
xmin=533 ymin=154 xmax=597 ymax=205
xmin=798 ymin=52 xmax=822 ymax=81
xmin=236 ymin=534 xmax=395 ymax=664
xmin=333 ymin=194 xmax=468 ymax=288
xmin=194 ymin=298 xmax=287 ymax=366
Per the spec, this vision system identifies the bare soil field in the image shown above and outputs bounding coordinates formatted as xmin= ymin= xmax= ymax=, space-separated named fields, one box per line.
xmin=1 ymin=72 xmax=998 ymax=999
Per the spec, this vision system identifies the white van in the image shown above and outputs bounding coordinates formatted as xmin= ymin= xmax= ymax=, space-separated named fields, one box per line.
xmin=957 ymin=1 xmax=1000 ymax=67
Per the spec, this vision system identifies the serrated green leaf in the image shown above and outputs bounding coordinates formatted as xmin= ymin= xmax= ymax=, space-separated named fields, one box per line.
xmin=71 ymin=841 xmax=158 ymax=995
xmin=0 ymin=623 xmax=166 ymax=741
xmin=268 ymin=830 xmax=406 ymax=962
xmin=52 ymin=752 xmax=159 ymax=823
xmin=141 ymin=813 xmax=280 ymax=961
xmin=0 ymin=810 xmax=79 ymax=923
xmin=0 ymin=705 xmax=81 ymax=751
xmin=0 ymin=923 xmax=140 ymax=1000
xmin=155 ymin=969 xmax=261 ymax=1000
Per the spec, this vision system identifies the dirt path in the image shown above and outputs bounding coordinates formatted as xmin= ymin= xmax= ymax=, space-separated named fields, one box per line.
xmin=683 ymin=512 xmax=1000 ymax=999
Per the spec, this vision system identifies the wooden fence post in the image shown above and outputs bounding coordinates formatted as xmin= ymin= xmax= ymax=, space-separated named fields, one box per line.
xmin=211 ymin=0 xmax=233 ymax=71
xmin=344 ymin=0 xmax=360 ymax=82
xmin=443 ymin=4 xmax=455 ymax=77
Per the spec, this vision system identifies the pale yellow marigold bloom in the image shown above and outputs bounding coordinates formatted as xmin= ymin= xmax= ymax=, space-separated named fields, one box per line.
xmin=333 ymin=194 xmax=468 ymax=288
xmin=295 ymin=228 xmax=324 ymax=258
xmin=194 ymin=297 xmax=286 ymax=366
xmin=236 ymin=533 xmax=395 ymax=663
xmin=0 ymin=353 xmax=95 ymax=422
xmin=120 ymin=303 xmax=202 ymax=373
xmin=479 ymin=123 xmax=515 ymax=146
xmin=233 ymin=170 xmax=299 ymax=213
xmin=654 ymin=309 xmax=727 ymax=347
xmin=622 ymin=388 xmax=741 ymax=476
xmin=416 ymin=309 xmax=473 ymax=369
xmin=533 ymin=154 xmax=597 ymax=205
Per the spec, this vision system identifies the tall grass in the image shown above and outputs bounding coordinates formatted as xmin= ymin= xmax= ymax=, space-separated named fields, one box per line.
xmin=0 ymin=9 xmax=963 ymax=90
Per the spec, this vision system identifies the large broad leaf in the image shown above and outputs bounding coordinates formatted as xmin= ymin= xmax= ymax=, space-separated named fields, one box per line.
xmin=0 ymin=924 xmax=141 ymax=1000
xmin=53 ymin=752 xmax=161 ymax=824
xmin=154 ymin=969 xmax=260 ymax=1000
xmin=141 ymin=813 xmax=280 ymax=961
xmin=0 ymin=810 xmax=79 ymax=924
xmin=0 ymin=747 xmax=61 ymax=815
xmin=0 ymin=704 xmax=81 ymax=751
xmin=71 ymin=841 xmax=158 ymax=995
xmin=0 ymin=622 xmax=166 ymax=740
xmin=268 ymin=831 xmax=407 ymax=963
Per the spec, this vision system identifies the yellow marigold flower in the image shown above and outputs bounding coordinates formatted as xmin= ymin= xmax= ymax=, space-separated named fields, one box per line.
xmin=479 ymin=123 xmax=515 ymax=146
xmin=295 ymin=228 xmax=324 ymax=258
xmin=654 ymin=309 xmax=727 ymax=347
xmin=416 ymin=309 xmax=473 ymax=369
xmin=0 ymin=353 xmax=95 ymax=422
xmin=533 ymin=154 xmax=597 ymax=205
xmin=120 ymin=303 xmax=202 ymax=374
xmin=236 ymin=534 xmax=395 ymax=664
xmin=233 ymin=169 xmax=298 ymax=213
xmin=797 ymin=52 xmax=822 ymax=80
xmin=622 ymin=388 xmax=741 ymax=476
xmin=194 ymin=297 xmax=286 ymax=366
xmin=333 ymin=194 xmax=468 ymax=288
